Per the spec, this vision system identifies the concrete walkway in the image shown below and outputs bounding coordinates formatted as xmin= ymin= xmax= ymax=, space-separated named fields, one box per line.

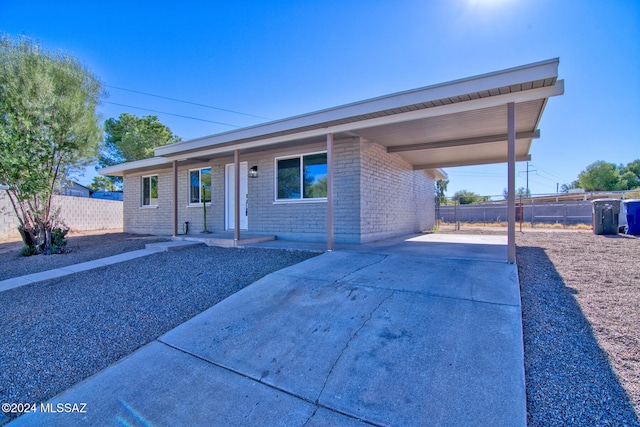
xmin=0 ymin=240 xmax=202 ymax=293
xmin=7 ymin=234 xmax=525 ymax=426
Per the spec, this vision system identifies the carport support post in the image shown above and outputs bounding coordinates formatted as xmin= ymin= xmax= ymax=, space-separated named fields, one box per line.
xmin=507 ymin=102 xmax=516 ymax=263
xmin=234 ymin=149 xmax=240 ymax=242
xmin=327 ymin=133 xmax=334 ymax=251
xmin=173 ymin=160 xmax=178 ymax=236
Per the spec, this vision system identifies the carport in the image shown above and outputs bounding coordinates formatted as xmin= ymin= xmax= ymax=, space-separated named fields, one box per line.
xmin=339 ymin=59 xmax=563 ymax=262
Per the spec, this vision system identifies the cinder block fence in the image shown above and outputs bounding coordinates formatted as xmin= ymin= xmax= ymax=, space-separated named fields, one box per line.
xmin=0 ymin=192 xmax=123 ymax=242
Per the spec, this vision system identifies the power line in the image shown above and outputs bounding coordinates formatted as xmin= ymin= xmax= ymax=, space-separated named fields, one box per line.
xmin=103 ymin=101 xmax=242 ymax=128
xmin=529 ymin=164 xmax=571 ymax=183
xmin=105 ymin=85 xmax=272 ymax=121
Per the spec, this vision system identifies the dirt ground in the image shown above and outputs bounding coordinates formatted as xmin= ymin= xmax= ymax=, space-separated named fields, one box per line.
xmin=516 ymin=230 xmax=639 ymax=425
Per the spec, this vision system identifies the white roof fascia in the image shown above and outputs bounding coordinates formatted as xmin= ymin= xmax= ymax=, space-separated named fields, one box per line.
xmin=98 ymin=157 xmax=171 ymax=176
xmin=156 ymin=58 xmax=560 ymax=157
xmin=162 ymin=80 xmax=564 ymax=162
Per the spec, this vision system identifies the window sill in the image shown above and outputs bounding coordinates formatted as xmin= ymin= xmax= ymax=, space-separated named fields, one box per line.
xmin=140 ymin=205 xmax=159 ymax=209
xmin=273 ymin=198 xmax=327 ymax=205
xmin=187 ymin=203 xmax=212 ymax=208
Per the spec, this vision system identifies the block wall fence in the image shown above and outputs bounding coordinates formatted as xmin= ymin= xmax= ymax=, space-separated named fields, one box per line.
xmin=0 ymin=192 xmax=123 ymax=242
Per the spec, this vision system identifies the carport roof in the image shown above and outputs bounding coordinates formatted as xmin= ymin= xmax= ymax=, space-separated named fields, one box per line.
xmin=100 ymin=58 xmax=562 ymax=177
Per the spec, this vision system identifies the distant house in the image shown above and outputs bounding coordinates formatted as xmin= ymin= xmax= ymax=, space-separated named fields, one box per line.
xmin=100 ymin=59 xmax=563 ymax=254
xmin=56 ymin=181 xmax=92 ymax=198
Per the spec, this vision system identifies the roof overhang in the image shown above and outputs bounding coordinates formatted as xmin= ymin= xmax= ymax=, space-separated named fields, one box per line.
xmin=100 ymin=58 xmax=562 ymax=178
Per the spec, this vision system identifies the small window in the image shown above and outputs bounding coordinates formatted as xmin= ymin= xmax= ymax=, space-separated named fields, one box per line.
xmin=276 ymin=152 xmax=327 ymax=201
xmin=142 ymin=175 xmax=158 ymax=206
xmin=189 ymin=168 xmax=211 ymax=204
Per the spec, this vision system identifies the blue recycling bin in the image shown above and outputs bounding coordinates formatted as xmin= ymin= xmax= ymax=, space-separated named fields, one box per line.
xmin=624 ymin=200 xmax=640 ymax=235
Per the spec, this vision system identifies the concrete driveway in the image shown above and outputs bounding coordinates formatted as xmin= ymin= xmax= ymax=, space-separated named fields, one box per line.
xmin=9 ymin=234 xmax=525 ymax=426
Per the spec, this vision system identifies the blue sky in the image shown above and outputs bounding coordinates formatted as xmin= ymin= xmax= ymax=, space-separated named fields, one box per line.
xmin=1 ymin=0 xmax=638 ymax=197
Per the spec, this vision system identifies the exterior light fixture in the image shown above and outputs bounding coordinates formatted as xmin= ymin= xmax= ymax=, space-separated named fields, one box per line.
xmin=249 ymin=166 xmax=258 ymax=178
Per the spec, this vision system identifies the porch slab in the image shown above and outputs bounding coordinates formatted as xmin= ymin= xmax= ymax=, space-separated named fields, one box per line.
xmin=171 ymin=233 xmax=275 ymax=248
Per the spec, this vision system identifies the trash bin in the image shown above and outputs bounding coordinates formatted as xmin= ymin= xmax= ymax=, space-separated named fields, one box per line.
xmin=591 ymin=199 xmax=620 ymax=235
xmin=623 ymin=199 xmax=640 ymax=235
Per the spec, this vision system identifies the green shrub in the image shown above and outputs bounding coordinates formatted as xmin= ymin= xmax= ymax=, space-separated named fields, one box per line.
xmin=19 ymin=245 xmax=34 ymax=257
xmin=47 ymin=227 xmax=69 ymax=254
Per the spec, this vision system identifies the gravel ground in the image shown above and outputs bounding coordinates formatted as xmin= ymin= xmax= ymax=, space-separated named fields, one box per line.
xmin=0 ymin=245 xmax=317 ymax=421
xmin=2 ymin=228 xmax=638 ymax=425
xmin=517 ymin=230 xmax=639 ymax=426
xmin=0 ymin=232 xmax=169 ymax=281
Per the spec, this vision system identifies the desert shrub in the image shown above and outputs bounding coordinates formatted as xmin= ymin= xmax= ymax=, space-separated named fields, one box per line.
xmin=19 ymin=245 xmax=34 ymax=257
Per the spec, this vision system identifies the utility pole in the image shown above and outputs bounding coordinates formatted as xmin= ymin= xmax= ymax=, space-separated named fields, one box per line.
xmin=523 ymin=162 xmax=537 ymax=196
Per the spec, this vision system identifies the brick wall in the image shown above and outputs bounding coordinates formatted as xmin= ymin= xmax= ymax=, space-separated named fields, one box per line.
xmin=123 ymin=172 xmax=174 ymax=235
xmin=359 ymin=140 xmax=435 ymax=243
xmin=119 ymin=137 xmax=435 ymax=243
xmin=0 ymin=191 xmax=123 ymax=241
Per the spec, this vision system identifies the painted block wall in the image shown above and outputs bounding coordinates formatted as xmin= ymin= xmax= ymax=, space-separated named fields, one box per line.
xmin=178 ymin=162 xmax=225 ymax=234
xmin=228 ymin=138 xmax=360 ymax=243
xmin=359 ymin=140 xmax=435 ymax=243
xmin=120 ymin=136 xmax=435 ymax=243
xmin=1 ymin=191 xmax=123 ymax=241
xmin=123 ymin=172 xmax=174 ymax=235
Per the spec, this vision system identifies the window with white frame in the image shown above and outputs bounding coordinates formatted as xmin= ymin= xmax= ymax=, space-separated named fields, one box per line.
xmin=141 ymin=175 xmax=158 ymax=206
xmin=189 ymin=168 xmax=211 ymax=204
xmin=276 ymin=152 xmax=327 ymax=201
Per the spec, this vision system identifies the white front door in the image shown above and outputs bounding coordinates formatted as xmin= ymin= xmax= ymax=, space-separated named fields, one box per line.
xmin=225 ymin=162 xmax=248 ymax=230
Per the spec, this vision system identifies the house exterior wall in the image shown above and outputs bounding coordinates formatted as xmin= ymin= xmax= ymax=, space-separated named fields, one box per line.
xmin=123 ymin=172 xmax=174 ymax=235
xmin=121 ymin=137 xmax=434 ymax=243
xmin=359 ymin=140 xmax=435 ymax=243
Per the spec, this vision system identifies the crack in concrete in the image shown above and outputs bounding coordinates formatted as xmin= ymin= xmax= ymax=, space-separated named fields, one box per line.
xmin=314 ymin=289 xmax=396 ymax=405
xmin=301 ymin=408 xmax=318 ymax=427
xmin=159 ymin=339 xmax=382 ymax=426
xmin=334 ymin=253 xmax=390 ymax=284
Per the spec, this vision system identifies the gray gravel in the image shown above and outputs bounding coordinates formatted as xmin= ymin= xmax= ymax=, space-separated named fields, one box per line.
xmin=517 ymin=231 xmax=639 ymax=426
xmin=0 ymin=232 xmax=169 ymax=281
xmin=0 ymin=245 xmax=317 ymax=421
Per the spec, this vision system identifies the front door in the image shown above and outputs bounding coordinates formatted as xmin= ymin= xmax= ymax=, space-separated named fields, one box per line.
xmin=225 ymin=162 xmax=248 ymax=230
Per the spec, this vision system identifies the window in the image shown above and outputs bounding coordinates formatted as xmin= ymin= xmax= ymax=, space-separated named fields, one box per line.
xmin=276 ymin=152 xmax=327 ymax=201
xmin=189 ymin=168 xmax=211 ymax=204
xmin=142 ymin=175 xmax=158 ymax=206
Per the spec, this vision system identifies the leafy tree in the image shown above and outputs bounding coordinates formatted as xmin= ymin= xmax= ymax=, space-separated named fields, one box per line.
xmin=577 ymin=161 xmax=620 ymax=191
xmin=452 ymin=190 xmax=488 ymax=205
xmin=624 ymin=159 xmax=640 ymax=178
xmin=0 ymin=35 xmax=103 ymax=254
xmin=89 ymin=176 xmax=117 ymax=192
xmin=619 ymin=159 xmax=640 ymax=189
xmin=502 ymin=187 xmax=531 ymax=199
xmin=560 ymin=181 xmax=580 ymax=193
xmin=561 ymin=159 xmax=640 ymax=192
xmin=435 ymin=179 xmax=449 ymax=205
xmin=304 ymin=176 xmax=327 ymax=198
xmin=97 ymin=113 xmax=180 ymax=187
